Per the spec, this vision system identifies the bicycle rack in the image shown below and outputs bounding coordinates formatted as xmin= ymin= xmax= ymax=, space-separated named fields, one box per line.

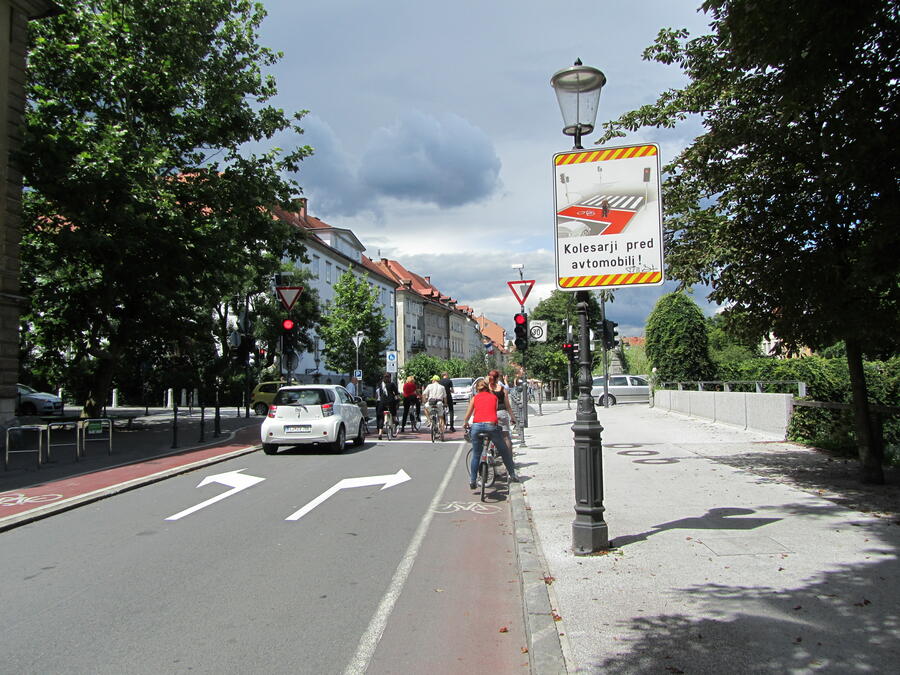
xmin=78 ymin=418 xmax=113 ymax=457
xmin=46 ymin=421 xmax=80 ymax=463
xmin=4 ymin=425 xmax=45 ymax=471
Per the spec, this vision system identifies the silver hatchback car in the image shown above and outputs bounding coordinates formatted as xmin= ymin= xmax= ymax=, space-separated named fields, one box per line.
xmin=260 ymin=385 xmax=366 ymax=455
xmin=591 ymin=375 xmax=650 ymax=406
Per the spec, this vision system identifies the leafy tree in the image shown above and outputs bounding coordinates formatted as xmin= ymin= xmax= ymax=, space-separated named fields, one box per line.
xmin=707 ymin=313 xmax=762 ymax=369
xmin=645 ymin=292 xmax=714 ymax=381
xmin=318 ymin=268 xmax=390 ymax=385
xmin=599 ymin=0 xmax=899 ymax=482
xmin=19 ymin=0 xmax=311 ymax=416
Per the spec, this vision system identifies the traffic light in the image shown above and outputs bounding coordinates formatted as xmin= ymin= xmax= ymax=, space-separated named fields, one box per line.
xmin=281 ymin=317 xmax=295 ymax=354
xmin=562 ymin=342 xmax=574 ymax=362
xmin=571 ymin=341 xmax=580 ymax=363
xmin=602 ymin=319 xmax=619 ymax=350
xmin=514 ymin=313 xmax=528 ymax=352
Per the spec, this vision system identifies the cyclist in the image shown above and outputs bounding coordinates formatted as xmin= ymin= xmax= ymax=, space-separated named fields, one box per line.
xmin=488 ymin=369 xmax=517 ymax=450
xmin=400 ymin=375 xmax=419 ymax=432
xmin=463 ymin=378 xmax=518 ymax=489
xmin=374 ymin=372 xmax=399 ymax=440
xmin=422 ymin=375 xmax=447 ymax=435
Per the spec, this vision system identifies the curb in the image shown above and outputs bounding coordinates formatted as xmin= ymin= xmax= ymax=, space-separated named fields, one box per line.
xmin=0 ymin=434 xmax=260 ymax=533
xmin=509 ymin=478 xmax=568 ymax=674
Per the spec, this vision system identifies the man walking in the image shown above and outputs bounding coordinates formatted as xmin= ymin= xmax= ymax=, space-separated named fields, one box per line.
xmin=438 ymin=371 xmax=456 ymax=432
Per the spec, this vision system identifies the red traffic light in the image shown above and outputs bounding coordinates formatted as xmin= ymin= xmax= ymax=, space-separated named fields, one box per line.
xmin=281 ymin=318 xmax=295 ymax=331
xmin=514 ymin=313 xmax=527 ymax=325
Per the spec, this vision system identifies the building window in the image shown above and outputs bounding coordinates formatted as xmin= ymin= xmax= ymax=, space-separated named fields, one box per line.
xmin=312 ymin=255 xmax=320 ymax=278
xmin=326 ymin=261 xmax=332 ymax=284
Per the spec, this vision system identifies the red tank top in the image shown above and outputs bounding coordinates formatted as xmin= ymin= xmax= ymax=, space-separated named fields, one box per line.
xmin=472 ymin=391 xmax=499 ymax=424
xmin=403 ymin=381 xmax=417 ymax=397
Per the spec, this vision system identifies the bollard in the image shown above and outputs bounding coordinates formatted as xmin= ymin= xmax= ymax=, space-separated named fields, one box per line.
xmin=199 ymin=406 xmax=205 ymax=442
xmin=171 ymin=405 xmax=179 ymax=449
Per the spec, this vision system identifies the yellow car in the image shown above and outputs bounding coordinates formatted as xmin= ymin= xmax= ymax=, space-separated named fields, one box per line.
xmin=251 ymin=381 xmax=285 ymax=416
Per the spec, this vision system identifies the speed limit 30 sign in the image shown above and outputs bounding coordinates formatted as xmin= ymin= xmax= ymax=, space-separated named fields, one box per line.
xmin=529 ymin=320 xmax=548 ymax=342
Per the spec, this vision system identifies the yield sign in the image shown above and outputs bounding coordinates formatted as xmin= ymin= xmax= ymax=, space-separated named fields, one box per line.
xmin=276 ymin=286 xmax=303 ymax=311
xmin=507 ymin=280 xmax=536 ymax=306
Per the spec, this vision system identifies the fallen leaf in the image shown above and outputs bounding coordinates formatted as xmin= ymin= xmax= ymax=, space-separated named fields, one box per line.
xmin=551 ymin=610 xmax=563 ymax=622
xmin=793 ymin=605 xmax=802 ymax=611
xmin=499 ymin=626 xmax=509 ymax=633
xmin=521 ymin=647 xmax=529 ymax=654
xmin=795 ymin=637 xmax=802 ymax=643
xmin=543 ymin=575 xmax=555 ymax=585
xmin=854 ymin=599 xmax=872 ymax=607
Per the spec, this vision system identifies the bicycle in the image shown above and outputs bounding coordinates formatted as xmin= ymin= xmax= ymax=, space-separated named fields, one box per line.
xmin=427 ymin=402 xmax=445 ymax=442
xmin=382 ymin=407 xmax=398 ymax=440
xmin=465 ymin=431 xmax=497 ymax=501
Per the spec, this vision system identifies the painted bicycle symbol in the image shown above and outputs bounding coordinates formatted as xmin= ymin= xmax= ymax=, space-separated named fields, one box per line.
xmin=575 ymin=210 xmax=596 ymax=217
xmin=433 ymin=501 xmax=502 ymax=515
xmin=0 ymin=492 xmax=64 ymax=507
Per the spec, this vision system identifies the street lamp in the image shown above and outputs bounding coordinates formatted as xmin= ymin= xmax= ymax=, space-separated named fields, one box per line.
xmin=551 ymin=58 xmax=609 ymax=554
xmin=550 ymin=58 xmax=606 ymax=150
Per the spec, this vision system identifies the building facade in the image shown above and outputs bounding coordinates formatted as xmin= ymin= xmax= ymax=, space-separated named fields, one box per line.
xmin=1 ymin=1 xmax=59 ymax=423
xmin=276 ymin=203 xmax=398 ymax=384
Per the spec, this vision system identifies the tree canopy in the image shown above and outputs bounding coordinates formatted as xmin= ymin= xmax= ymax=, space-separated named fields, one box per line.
xmin=20 ymin=0 xmax=312 ymax=411
xmin=318 ymin=268 xmax=390 ymax=385
xmin=599 ymin=0 xmax=899 ymax=482
xmin=645 ymin=292 xmax=714 ymax=381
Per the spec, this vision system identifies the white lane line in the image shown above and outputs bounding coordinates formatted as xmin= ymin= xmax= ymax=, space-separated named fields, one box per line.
xmin=343 ymin=441 xmax=465 ymax=675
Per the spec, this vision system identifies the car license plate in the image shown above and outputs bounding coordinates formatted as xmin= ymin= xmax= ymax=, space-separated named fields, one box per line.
xmin=284 ymin=425 xmax=311 ymax=433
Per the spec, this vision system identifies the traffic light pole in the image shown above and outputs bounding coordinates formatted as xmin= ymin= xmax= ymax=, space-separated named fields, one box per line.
xmin=571 ymin=290 xmax=608 ymax=554
xmin=601 ymin=296 xmax=610 ymax=408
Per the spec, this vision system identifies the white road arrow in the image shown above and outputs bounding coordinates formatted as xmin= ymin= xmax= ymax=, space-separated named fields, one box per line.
xmin=285 ymin=469 xmax=411 ymax=522
xmin=165 ymin=469 xmax=265 ymax=521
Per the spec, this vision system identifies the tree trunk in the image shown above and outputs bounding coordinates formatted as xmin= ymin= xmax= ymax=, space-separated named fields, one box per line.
xmin=845 ymin=337 xmax=883 ymax=484
xmin=80 ymin=355 xmax=116 ymax=420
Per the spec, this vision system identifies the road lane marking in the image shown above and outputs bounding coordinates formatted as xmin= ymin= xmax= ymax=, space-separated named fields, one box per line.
xmin=285 ymin=469 xmax=411 ymax=521
xmin=165 ymin=469 xmax=265 ymax=521
xmin=343 ymin=441 xmax=465 ymax=675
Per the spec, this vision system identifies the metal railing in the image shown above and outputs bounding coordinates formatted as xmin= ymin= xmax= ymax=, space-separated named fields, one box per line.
xmin=79 ymin=418 xmax=113 ymax=457
xmin=657 ymin=380 xmax=807 ymax=397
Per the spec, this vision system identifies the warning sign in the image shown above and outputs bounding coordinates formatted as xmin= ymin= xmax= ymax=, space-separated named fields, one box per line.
xmin=553 ymin=143 xmax=664 ymax=291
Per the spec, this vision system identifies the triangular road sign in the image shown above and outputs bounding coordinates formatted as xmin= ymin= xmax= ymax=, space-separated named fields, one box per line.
xmin=507 ymin=280 xmax=536 ymax=306
xmin=276 ymin=286 xmax=304 ymax=311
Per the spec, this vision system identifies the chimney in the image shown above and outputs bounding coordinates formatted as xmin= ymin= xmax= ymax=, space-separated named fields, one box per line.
xmin=424 ymin=276 xmax=431 ymax=284
xmin=296 ymin=197 xmax=308 ymax=220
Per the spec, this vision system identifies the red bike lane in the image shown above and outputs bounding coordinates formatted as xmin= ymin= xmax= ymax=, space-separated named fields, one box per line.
xmin=0 ymin=426 xmax=260 ymax=530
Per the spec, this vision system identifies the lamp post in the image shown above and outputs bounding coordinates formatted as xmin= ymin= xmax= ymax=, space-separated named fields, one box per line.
xmin=551 ymin=58 xmax=609 ymax=554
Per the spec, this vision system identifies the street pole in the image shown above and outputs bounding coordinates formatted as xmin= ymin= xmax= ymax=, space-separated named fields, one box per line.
xmin=564 ymin=318 xmax=572 ymax=410
xmin=601 ymin=295 xmax=610 ymax=408
xmin=572 ymin=290 xmax=608 ymax=553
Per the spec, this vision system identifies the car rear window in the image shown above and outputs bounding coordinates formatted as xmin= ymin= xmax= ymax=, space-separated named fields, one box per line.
xmin=452 ymin=379 xmax=473 ymax=387
xmin=274 ymin=389 xmax=333 ymax=406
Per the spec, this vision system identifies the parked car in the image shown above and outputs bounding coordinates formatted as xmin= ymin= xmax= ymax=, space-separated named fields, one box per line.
xmin=251 ymin=381 xmax=285 ymax=416
xmin=16 ymin=383 xmax=63 ymax=416
xmin=260 ymin=385 xmax=365 ymax=455
xmin=450 ymin=377 xmax=474 ymax=403
xmin=590 ymin=375 xmax=650 ymax=406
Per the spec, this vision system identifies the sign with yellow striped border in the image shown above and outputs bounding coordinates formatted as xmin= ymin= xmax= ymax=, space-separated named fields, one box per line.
xmin=553 ymin=142 xmax=664 ymax=291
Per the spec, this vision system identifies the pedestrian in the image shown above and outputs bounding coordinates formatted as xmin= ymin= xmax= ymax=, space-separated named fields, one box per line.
xmin=346 ymin=376 xmax=359 ymax=398
xmin=374 ymin=372 xmax=399 ymax=440
xmin=438 ymin=371 xmax=456 ymax=431
xmin=601 ymin=198 xmax=610 ymax=218
xmin=400 ymin=375 xmax=419 ymax=432
xmin=462 ymin=379 xmax=518 ymax=488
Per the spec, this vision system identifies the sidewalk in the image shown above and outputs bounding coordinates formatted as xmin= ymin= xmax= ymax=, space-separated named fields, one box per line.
xmin=1 ymin=410 xmax=262 ymax=531
xmin=513 ymin=402 xmax=900 ymax=674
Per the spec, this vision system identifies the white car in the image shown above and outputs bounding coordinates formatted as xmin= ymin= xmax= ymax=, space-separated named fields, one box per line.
xmin=260 ymin=385 xmax=365 ymax=455
xmin=450 ymin=377 xmax=474 ymax=403
xmin=17 ymin=383 xmax=63 ymax=416
xmin=591 ymin=375 xmax=650 ymax=405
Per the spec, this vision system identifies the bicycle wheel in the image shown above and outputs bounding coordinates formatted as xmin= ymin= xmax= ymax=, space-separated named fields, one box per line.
xmin=430 ymin=420 xmax=436 ymax=443
xmin=465 ymin=448 xmax=474 ymax=476
xmin=410 ymin=414 xmax=419 ymax=432
xmin=483 ymin=452 xmax=497 ymax=487
xmin=439 ymin=425 xmax=445 ymax=442
xmin=386 ymin=415 xmax=394 ymax=440
xmin=480 ymin=461 xmax=489 ymax=501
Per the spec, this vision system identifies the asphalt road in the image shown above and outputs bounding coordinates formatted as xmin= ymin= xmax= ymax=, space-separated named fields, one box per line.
xmin=0 ymin=433 xmax=526 ymax=674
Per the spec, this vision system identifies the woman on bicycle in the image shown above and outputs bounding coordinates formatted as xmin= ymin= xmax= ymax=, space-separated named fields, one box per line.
xmin=375 ymin=372 xmax=399 ymax=440
xmin=488 ymin=369 xmax=516 ymax=451
xmin=462 ymin=379 xmax=518 ymax=489
xmin=400 ymin=375 xmax=419 ymax=432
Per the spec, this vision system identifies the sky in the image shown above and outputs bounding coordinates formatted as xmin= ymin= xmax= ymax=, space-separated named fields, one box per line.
xmin=254 ymin=0 xmax=716 ymax=339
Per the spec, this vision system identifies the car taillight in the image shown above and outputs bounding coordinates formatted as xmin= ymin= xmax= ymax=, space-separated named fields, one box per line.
xmin=268 ymin=405 xmax=277 ymax=418
xmin=321 ymin=403 xmax=334 ymax=417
